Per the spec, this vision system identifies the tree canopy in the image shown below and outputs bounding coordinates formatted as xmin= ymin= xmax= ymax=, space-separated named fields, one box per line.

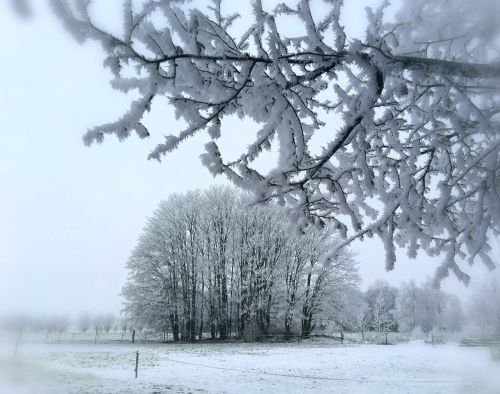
xmin=52 ymin=0 xmax=500 ymax=283
xmin=122 ymin=187 xmax=357 ymax=340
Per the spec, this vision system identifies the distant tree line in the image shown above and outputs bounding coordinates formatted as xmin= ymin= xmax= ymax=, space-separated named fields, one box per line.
xmin=78 ymin=312 xmax=121 ymax=334
xmin=338 ymin=280 xmax=464 ymax=336
xmin=0 ymin=278 xmax=478 ymax=340
xmin=0 ymin=315 xmax=70 ymax=334
xmin=0 ymin=313 xmax=124 ymax=335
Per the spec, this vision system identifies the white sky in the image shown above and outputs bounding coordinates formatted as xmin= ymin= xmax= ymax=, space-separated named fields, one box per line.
xmin=0 ymin=0 xmax=495 ymax=318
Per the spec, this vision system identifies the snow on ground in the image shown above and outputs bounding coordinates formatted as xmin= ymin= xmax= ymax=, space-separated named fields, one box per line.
xmin=0 ymin=339 xmax=499 ymax=393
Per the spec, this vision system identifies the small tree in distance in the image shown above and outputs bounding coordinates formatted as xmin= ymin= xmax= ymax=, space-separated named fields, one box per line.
xmin=78 ymin=312 xmax=92 ymax=333
xmin=372 ymin=290 xmax=395 ymax=333
xmin=102 ymin=314 xmax=115 ymax=334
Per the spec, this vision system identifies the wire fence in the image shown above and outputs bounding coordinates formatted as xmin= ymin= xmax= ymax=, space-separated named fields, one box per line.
xmin=158 ymin=355 xmax=459 ymax=384
xmin=14 ymin=330 xmax=165 ymax=344
xmin=336 ymin=331 xmax=411 ymax=344
xmin=9 ymin=330 xmax=440 ymax=345
xmin=3 ymin=324 xmax=467 ymax=347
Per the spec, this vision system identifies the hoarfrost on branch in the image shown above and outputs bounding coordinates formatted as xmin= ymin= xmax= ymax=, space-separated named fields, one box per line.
xmin=53 ymin=0 xmax=500 ymax=283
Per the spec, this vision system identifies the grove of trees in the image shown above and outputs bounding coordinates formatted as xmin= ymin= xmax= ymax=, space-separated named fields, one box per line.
xmin=122 ymin=186 xmax=358 ymax=341
xmin=395 ymin=281 xmax=463 ymax=334
xmin=121 ymin=186 xmax=468 ymax=341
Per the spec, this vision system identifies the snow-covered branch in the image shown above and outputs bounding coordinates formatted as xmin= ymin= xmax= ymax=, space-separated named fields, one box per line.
xmin=54 ymin=0 xmax=500 ymax=283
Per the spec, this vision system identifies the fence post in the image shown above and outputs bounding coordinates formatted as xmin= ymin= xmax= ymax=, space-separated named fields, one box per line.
xmin=132 ymin=330 xmax=136 ymax=344
xmin=134 ymin=351 xmax=139 ymax=378
xmin=385 ymin=331 xmax=388 ymax=345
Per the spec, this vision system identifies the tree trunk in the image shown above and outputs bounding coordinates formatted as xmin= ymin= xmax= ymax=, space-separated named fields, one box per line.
xmin=302 ymin=270 xmax=313 ymax=338
xmin=219 ymin=262 xmax=228 ymax=340
xmin=170 ymin=312 xmax=179 ymax=342
xmin=301 ymin=311 xmax=313 ymax=338
xmin=284 ymin=313 xmax=293 ymax=339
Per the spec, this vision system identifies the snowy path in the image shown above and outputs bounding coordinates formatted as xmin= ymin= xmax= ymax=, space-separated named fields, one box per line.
xmin=1 ymin=340 xmax=499 ymax=393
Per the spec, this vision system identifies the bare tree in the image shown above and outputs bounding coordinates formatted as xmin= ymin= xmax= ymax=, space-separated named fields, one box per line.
xmin=102 ymin=314 xmax=115 ymax=334
xmin=396 ymin=280 xmax=464 ymax=333
xmin=54 ymin=315 xmax=69 ymax=336
xmin=78 ymin=312 xmax=92 ymax=333
xmin=396 ymin=281 xmax=421 ymax=332
xmin=120 ymin=318 xmax=129 ymax=338
xmin=468 ymin=274 xmax=500 ymax=336
xmin=92 ymin=315 xmax=103 ymax=335
xmin=51 ymin=0 xmax=500 ymax=282
xmin=282 ymin=236 xmax=309 ymax=338
xmin=299 ymin=232 xmax=357 ymax=338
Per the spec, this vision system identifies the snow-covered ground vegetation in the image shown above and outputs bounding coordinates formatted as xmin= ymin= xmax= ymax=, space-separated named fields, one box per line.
xmin=1 ymin=339 xmax=499 ymax=393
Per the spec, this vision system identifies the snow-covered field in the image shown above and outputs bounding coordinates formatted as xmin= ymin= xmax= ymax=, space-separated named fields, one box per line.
xmin=1 ymin=339 xmax=499 ymax=393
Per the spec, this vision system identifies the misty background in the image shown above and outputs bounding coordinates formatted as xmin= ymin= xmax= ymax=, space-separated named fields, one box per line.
xmin=0 ymin=0 xmax=497 ymax=319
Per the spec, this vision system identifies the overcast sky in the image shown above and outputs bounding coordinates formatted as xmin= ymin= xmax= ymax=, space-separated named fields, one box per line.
xmin=0 ymin=0 xmax=495 ymax=318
